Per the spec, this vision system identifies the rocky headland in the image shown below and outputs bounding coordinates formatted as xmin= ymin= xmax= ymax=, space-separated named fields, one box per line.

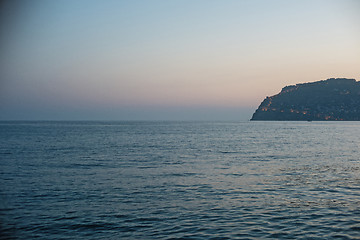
xmin=251 ymin=78 xmax=360 ymax=121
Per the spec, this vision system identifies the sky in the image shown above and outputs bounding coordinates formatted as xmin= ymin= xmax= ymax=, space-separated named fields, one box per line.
xmin=0 ymin=0 xmax=359 ymax=121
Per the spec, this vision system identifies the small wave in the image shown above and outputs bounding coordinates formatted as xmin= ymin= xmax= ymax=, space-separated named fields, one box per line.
xmin=68 ymin=222 xmax=117 ymax=231
xmin=0 ymin=152 xmax=12 ymax=155
xmin=165 ymin=172 xmax=198 ymax=177
xmin=219 ymin=151 xmax=240 ymax=154
xmin=125 ymin=217 xmax=163 ymax=223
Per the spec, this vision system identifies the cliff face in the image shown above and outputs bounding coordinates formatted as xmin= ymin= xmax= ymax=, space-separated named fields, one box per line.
xmin=251 ymin=78 xmax=360 ymax=121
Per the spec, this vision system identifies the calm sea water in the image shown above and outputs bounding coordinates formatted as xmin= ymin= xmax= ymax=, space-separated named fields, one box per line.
xmin=1 ymin=121 xmax=360 ymax=239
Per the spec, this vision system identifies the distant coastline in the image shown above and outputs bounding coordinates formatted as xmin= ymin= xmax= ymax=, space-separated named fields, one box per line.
xmin=251 ymin=78 xmax=360 ymax=121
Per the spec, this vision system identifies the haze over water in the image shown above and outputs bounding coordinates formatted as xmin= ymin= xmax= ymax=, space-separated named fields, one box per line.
xmin=1 ymin=121 xmax=360 ymax=239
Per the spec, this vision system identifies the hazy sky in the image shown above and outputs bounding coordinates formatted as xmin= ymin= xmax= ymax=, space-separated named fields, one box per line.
xmin=1 ymin=0 xmax=359 ymax=120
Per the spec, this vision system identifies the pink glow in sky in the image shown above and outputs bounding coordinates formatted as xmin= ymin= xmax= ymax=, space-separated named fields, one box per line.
xmin=1 ymin=0 xmax=359 ymax=120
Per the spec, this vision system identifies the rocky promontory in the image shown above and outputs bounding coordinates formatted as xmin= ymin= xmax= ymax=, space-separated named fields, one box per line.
xmin=251 ymin=78 xmax=360 ymax=121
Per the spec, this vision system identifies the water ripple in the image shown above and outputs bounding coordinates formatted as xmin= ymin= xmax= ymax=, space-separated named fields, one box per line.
xmin=1 ymin=121 xmax=360 ymax=239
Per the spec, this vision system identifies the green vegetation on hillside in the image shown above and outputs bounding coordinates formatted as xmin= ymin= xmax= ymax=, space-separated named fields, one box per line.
xmin=251 ymin=78 xmax=360 ymax=121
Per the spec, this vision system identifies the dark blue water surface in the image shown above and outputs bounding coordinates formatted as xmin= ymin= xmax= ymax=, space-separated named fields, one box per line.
xmin=1 ymin=121 xmax=360 ymax=239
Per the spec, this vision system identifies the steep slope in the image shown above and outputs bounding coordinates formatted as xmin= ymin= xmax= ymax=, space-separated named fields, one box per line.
xmin=251 ymin=78 xmax=360 ymax=121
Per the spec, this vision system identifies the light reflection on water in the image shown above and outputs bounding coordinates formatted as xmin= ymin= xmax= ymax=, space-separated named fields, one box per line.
xmin=1 ymin=121 xmax=360 ymax=239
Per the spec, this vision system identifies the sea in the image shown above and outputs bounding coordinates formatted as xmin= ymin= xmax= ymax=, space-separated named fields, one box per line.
xmin=1 ymin=121 xmax=360 ymax=239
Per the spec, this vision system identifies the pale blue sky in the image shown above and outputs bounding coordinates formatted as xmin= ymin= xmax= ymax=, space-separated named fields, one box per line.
xmin=1 ymin=0 xmax=359 ymax=120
